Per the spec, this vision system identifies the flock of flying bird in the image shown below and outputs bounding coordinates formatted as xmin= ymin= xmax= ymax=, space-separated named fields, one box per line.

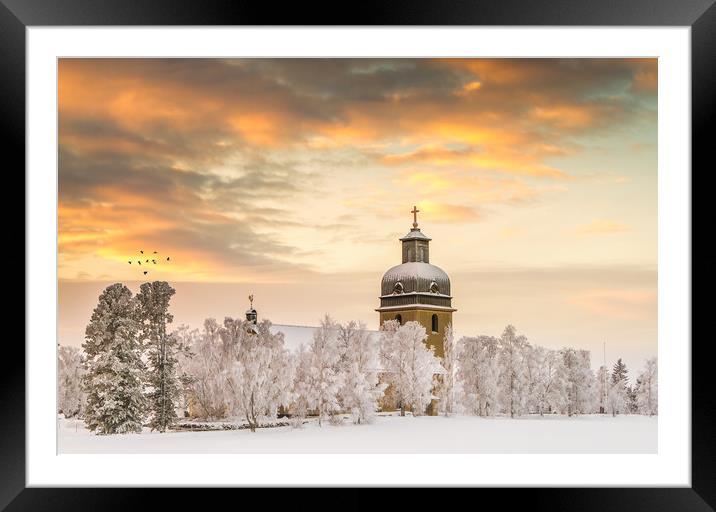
xmin=128 ymin=250 xmax=171 ymax=276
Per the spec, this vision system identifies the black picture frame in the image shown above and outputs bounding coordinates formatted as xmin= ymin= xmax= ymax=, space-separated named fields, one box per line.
xmin=5 ymin=0 xmax=710 ymax=509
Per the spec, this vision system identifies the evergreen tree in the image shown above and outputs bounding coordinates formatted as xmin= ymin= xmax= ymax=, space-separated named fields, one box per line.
xmin=611 ymin=358 xmax=629 ymax=384
xmin=136 ymin=281 xmax=179 ymax=432
xmin=82 ymin=283 xmax=146 ymax=434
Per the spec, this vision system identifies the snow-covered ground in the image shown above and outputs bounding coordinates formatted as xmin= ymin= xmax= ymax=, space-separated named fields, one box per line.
xmin=59 ymin=413 xmax=656 ymax=454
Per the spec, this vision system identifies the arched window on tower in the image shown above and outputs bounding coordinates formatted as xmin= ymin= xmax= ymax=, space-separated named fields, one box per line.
xmin=395 ymin=314 xmax=403 ymax=325
xmin=431 ymin=314 xmax=438 ymax=333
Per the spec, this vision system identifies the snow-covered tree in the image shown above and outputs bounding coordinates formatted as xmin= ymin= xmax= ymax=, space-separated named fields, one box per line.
xmin=595 ymin=365 xmax=609 ymax=414
xmin=456 ymin=335 xmax=500 ymax=416
xmin=176 ymin=319 xmax=232 ymax=419
xmin=136 ymin=281 xmax=180 ymax=432
xmin=497 ymin=325 xmax=530 ymax=418
xmin=289 ymin=344 xmax=312 ymax=427
xmin=82 ymin=283 xmax=146 ymax=434
xmin=437 ymin=323 xmax=456 ymax=416
xmin=306 ymin=315 xmax=343 ymax=426
xmin=561 ymin=348 xmax=596 ymax=416
xmin=530 ymin=346 xmax=568 ymax=415
xmin=58 ymin=345 xmax=85 ymax=418
xmin=336 ymin=321 xmax=386 ymax=424
xmin=380 ymin=320 xmax=439 ymax=416
xmin=635 ymin=357 xmax=658 ymax=416
xmin=611 ymin=358 xmax=629 ymax=385
xmin=222 ymin=317 xmax=293 ymax=432
xmin=607 ymin=376 xmax=628 ymax=416
xmin=606 ymin=358 xmax=630 ymax=416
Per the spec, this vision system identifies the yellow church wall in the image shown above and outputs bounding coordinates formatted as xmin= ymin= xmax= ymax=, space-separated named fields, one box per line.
xmin=379 ymin=309 xmax=452 ymax=358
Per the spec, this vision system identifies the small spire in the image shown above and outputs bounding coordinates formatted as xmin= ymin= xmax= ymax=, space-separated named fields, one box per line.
xmin=411 ymin=205 xmax=420 ymax=228
xmin=248 ymin=294 xmax=254 ymax=309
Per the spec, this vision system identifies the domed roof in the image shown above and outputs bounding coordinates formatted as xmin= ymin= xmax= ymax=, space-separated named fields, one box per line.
xmin=381 ymin=261 xmax=451 ymax=296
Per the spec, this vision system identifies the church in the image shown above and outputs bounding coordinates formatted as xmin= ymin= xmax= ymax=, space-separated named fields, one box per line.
xmin=376 ymin=206 xmax=456 ymax=359
xmin=242 ymin=207 xmax=455 ymax=418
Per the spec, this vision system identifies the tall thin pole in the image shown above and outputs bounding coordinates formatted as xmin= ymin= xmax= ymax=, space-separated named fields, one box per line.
xmin=602 ymin=341 xmax=607 ymax=413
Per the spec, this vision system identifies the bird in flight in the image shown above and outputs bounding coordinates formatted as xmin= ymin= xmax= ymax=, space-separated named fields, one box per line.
xmin=138 ymin=261 xmax=142 ymax=265
xmin=143 ymin=271 xmax=148 ymax=275
xmin=128 ymin=261 xmax=132 ymax=265
xmin=152 ymin=259 xmax=156 ymax=264
xmin=140 ymin=250 xmax=144 ymax=254
xmin=166 ymin=257 xmax=171 ymax=261
xmin=153 ymin=251 xmax=158 ymax=254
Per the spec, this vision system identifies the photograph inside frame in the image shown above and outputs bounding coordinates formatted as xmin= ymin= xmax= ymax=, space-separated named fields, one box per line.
xmin=56 ymin=58 xmax=658 ymax=454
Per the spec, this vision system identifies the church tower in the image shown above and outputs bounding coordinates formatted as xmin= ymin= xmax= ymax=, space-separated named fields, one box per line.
xmin=376 ymin=207 xmax=456 ymax=357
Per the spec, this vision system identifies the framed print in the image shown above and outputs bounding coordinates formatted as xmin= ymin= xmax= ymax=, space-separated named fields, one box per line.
xmin=6 ymin=0 xmax=711 ymax=508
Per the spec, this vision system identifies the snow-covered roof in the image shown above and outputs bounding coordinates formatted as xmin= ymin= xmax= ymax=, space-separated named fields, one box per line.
xmin=399 ymin=227 xmax=431 ymax=241
xmin=380 ymin=261 xmax=451 ymax=296
xmin=270 ymin=324 xmax=381 ymax=354
xmin=270 ymin=323 xmax=447 ymax=375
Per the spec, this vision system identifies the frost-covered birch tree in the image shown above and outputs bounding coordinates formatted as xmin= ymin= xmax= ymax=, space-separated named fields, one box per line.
xmin=176 ymin=319 xmax=232 ymax=419
xmin=136 ymin=281 xmax=180 ymax=432
xmin=82 ymin=283 xmax=146 ymax=434
xmin=456 ymin=335 xmax=500 ymax=416
xmin=306 ymin=315 xmax=342 ymax=426
xmin=336 ymin=321 xmax=386 ymax=424
xmin=497 ymin=325 xmax=530 ymax=418
xmin=222 ymin=317 xmax=293 ymax=432
xmin=530 ymin=347 xmax=567 ymax=416
xmin=635 ymin=357 xmax=658 ymax=416
xmin=380 ymin=320 xmax=438 ymax=416
xmin=561 ymin=348 xmax=596 ymax=416
xmin=594 ymin=365 xmax=609 ymax=414
xmin=58 ymin=345 xmax=85 ymax=418
xmin=290 ymin=344 xmax=312 ymax=427
xmin=437 ymin=323 xmax=456 ymax=416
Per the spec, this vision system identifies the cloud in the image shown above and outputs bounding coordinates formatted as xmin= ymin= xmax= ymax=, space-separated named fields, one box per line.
xmin=567 ymin=288 xmax=656 ymax=320
xmin=58 ymin=58 xmax=656 ymax=281
xmin=576 ymin=219 xmax=632 ymax=235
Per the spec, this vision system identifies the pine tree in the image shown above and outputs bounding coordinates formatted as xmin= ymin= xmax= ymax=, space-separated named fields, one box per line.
xmin=611 ymin=358 xmax=629 ymax=384
xmin=82 ymin=283 xmax=146 ymax=434
xmin=136 ymin=281 xmax=180 ymax=432
xmin=606 ymin=358 xmax=630 ymax=416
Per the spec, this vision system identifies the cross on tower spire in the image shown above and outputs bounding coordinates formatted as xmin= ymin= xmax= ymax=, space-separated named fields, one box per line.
xmin=411 ymin=205 xmax=420 ymax=228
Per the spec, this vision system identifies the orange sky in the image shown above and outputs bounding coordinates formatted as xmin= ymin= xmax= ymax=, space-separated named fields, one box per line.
xmin=58 ymin=58 xmax=657 ymax=373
